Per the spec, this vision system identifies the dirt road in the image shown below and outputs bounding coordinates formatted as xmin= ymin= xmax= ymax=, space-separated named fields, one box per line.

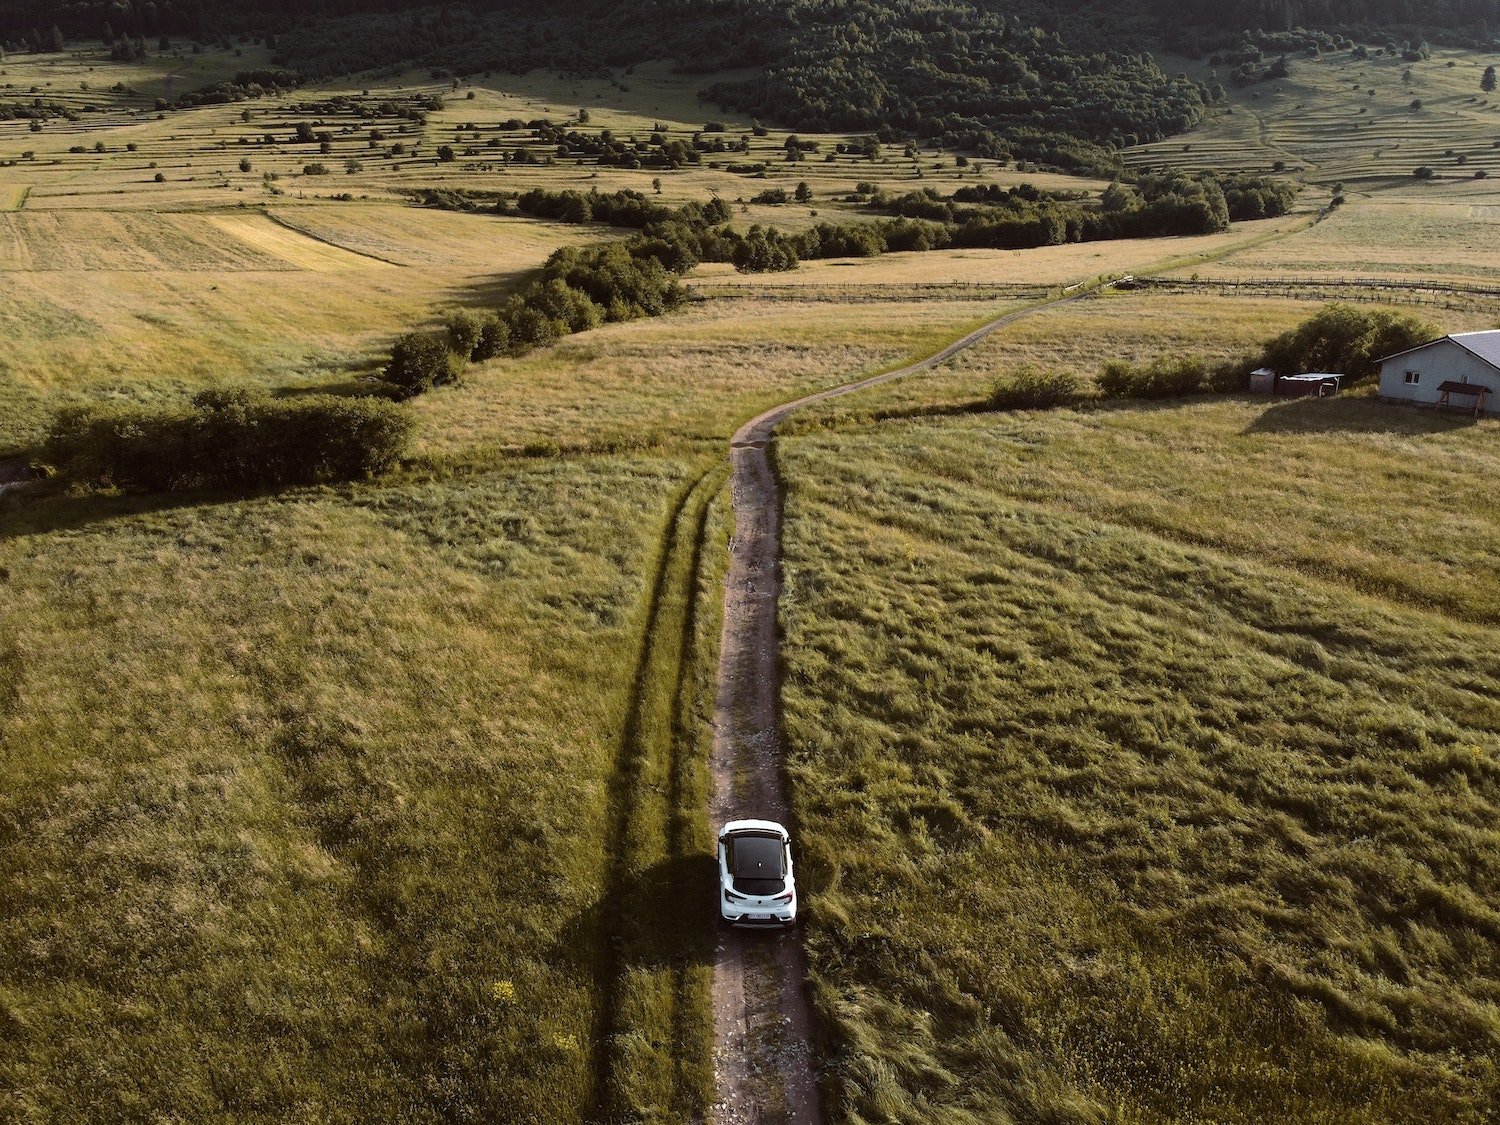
xmin=707 ymin=301 xmax=1066 ymax=1123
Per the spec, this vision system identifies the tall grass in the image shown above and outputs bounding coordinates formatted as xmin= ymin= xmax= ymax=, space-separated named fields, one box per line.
xmin=776 ymin=398 xmax=1500 ymax=1122
xmin=0 ymin=454 xmax=703 ymax=1122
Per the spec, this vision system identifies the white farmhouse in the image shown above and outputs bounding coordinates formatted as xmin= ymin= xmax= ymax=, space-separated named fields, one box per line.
xmin=1378 ymin=331 xmax=1499 ymax=415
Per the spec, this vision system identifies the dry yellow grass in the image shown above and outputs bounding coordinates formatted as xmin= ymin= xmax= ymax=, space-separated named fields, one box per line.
xmin=1128 ymin=46 xmax=1500 ymax=185
xmin=410 ymin=294 xmax=1014 ymax=456
xmin=1186 ymin=196 xmax=1500 ymax=282
xmin=204 ymin=212 xmax=393 ymax=270
xmin=794 ymin=288 xmax=1500 ymax=424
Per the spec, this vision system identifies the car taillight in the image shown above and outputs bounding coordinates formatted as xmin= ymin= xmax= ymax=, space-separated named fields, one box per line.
xmin=725 ymin=889 xmax=746 ymax=902
xmin=774 ymin=892 xmax=794 ymax=903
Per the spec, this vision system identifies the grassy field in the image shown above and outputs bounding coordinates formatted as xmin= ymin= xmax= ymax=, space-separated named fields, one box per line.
xmin=1174 ymin=196 xmax=1500 ymax=283
xmin=1127 ymin=45 xmax=1500 ymax=185
xmin=0 ymin=451 xmax=729 ymax=1122
xmin=3 ymin=32 xmax=1500 ymax=1125
xmin=776 ymin=398 xmax=1500 ymax=1122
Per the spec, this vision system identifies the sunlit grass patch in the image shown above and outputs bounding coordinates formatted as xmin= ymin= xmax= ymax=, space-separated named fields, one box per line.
xmin=0 ymin=453 xmax=697 ymax=1121
xmin=778 ymin=398 xmax=1500 ymax=1122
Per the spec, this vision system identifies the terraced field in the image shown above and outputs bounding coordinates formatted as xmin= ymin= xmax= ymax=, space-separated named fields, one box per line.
xmin=1129 ymin=46 xmax=1500 ymax=185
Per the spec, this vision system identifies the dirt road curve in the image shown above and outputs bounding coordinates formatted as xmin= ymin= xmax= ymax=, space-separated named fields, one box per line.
xmin=708 ymin=301 xmax=1064 ymax=1123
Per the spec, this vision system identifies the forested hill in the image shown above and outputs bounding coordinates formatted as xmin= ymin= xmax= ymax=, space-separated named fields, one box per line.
xmin=3 ymin=0 xmax=1497 ymax=174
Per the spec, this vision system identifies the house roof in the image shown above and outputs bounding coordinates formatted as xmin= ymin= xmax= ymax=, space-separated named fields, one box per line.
xmin=1451 ymin=331 xmax=1500 ymax=371
xmin=1438 ymin=380 xmax=1490 ymax=396
xmin=1380 ymin=330 xmax=1500 ymax=372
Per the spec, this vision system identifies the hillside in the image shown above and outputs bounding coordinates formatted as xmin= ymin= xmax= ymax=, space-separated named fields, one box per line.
xmin=7 ymin=2 xmax=1497 ymax=175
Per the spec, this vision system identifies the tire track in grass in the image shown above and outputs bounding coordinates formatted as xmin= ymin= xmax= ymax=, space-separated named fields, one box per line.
xmin=591 ymin=461 xmax=726 ymax=1123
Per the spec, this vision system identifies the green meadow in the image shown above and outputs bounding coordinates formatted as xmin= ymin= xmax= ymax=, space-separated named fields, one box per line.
xmin=777 ymin=399 xmax=1500 ymax=1122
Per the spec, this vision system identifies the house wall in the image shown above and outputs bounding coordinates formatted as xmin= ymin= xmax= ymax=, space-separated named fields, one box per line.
xmin=1379 ymin=340 xmax=1500 ymax=406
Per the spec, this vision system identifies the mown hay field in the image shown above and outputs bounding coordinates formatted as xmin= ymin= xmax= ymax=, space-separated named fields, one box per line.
xmin=0 ymin=206 xmax=592 ymax=453
xmin=777 ymin=398 xmax=1500 ymax=1122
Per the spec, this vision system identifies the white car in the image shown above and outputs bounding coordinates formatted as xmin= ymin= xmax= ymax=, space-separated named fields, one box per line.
xmin=718 ymin=819 xmax=797 ymax=927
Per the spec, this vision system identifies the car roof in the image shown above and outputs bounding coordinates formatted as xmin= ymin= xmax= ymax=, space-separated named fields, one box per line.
xmin=719 ymin=818 xmax=788 ymax=840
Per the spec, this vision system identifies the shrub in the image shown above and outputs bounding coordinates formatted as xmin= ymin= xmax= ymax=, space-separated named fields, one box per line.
xmin=473 ymin=315 xmax=512 ymax=361
xmin=1098 ymin=356 xmax=1214 ymax=398
xmin=303 ymin=163 xmax=330 ymax=176
xmin=445 ymin=311 xmax=485 ymax=360
xmin=1260 ymin=303 xmax=1435 ymax=382
xmin=988 ymin=367 xmax=1085 ymax=410
xmin=45 ymin=389 xmax=413 ymax=492
xmin=383 ymin=332 xmax=460 ymax=399
xmin=503 ymin=304 xmax=563 ymax=351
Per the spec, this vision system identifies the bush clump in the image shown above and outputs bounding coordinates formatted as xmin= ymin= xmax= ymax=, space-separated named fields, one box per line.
xmin=445 ymin=311 xmax=486 ymax=360
xmin=1098 ymin=356 xmax=1218 ymax=398
xmin=46 ymin=388 xmax=414 ymax=492
xmin=1259 ymin=303 xmax=1435 ymax=382
xmin=383 ymin=332 xmax=462 ymax=399
xmin=989 ymin=367 xmax=1085 ymax=410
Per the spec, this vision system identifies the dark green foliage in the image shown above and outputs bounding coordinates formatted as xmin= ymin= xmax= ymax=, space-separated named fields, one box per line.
xmin=502 ymin=304 xmax=563 ymax=350
xmin=473 ymin=315 xmax=512 ymax=361
xmin=1219 ymin=173 xmax=1299 ymax=220
xmin=1260 ymin=304 xmax=1435 ymax=382
xmin=730 ymin=226 xmax=800 ymax=273
xmin=1414 ymin=164 xmax=1436 ymax=178
xmin=988 ymin=367 xmax=1085 ymax=410
xmin=445 ymin=311 xmax=485 ymax=361
xmin=1483 ymin=66 xmax=1497 ymax=94
xmin=511 ymin=187 xmax=730 ymax=230
xmin=383 ymin=332 xmax=459 ymax=399
xmin=44 ymin=388 xmax=413 ymax=492
xmin=1098 ymin=355 xmax=1218 ymax=398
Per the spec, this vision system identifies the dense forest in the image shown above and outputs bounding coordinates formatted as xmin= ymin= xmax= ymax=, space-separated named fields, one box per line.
xmin=3 ymin=1 xmax=1497 ymax=172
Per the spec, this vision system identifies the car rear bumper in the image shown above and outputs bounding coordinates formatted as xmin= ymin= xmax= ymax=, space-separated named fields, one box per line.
xmin=722 ymin=911 xmax=796 ymax=928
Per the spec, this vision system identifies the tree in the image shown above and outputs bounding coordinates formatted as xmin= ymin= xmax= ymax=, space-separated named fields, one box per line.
xmin=445 ymin=311 xmax=485 ymax=360
xmin=437 ymin=145 xmax=456 ymax=162
xmin=239 ymin=158 xmax=252 ymax=172
xmin=794 ymin=181 xmax=812 ymax=203
xmin=1484 ymin=66 xmax=1497 ymax=94
xmin=383 ymin=333 xmax=457 ymax=399
xmin=1261 ymin=303 xmax=1434 ymax=382
xmin=48 ymin=25 xmax=64 ymax=52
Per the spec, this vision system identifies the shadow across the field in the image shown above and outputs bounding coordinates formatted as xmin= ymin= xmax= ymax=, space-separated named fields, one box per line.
xmin=549 ymin=852 xmax=719 ymax=977
xmin=1242 ymin=395 xmax=1483 ymax=435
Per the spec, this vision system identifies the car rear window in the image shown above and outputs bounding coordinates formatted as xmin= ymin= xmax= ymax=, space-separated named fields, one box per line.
xmin=729 ymin=834 xmax=785 ymax=878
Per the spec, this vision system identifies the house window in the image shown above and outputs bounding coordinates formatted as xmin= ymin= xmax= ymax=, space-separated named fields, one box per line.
xmin=1404 ymin=370 xmax=1421 ymax=385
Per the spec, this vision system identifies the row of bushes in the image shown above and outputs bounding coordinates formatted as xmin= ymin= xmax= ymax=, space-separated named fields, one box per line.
xmin=987 ymin=304 xmax=1436 ymax=410
xmin=46 ymin=388 xmax=414 ymax=492
xmin=384 ymin=230 xmax=701 ymax=396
